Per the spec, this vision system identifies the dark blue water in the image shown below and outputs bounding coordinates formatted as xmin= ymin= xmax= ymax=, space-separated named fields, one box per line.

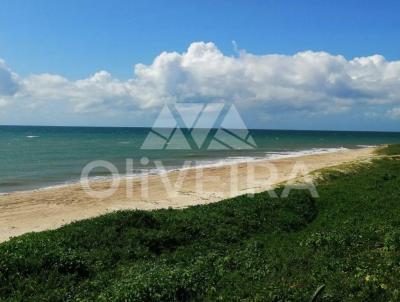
xmin=1 ymin=125 xmax=400 ymax=193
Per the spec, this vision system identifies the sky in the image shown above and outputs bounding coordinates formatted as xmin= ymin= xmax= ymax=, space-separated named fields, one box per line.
xmin=0 ymin=0 xmax=400 ymax=131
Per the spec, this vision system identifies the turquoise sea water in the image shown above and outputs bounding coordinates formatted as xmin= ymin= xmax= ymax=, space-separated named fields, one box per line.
xmin=1 ymin=125 xmax=400 ymax=193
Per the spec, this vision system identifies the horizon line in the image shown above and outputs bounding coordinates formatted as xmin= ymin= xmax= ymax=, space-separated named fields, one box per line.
xmin=1 ymin=124 xmax=400 ymax=134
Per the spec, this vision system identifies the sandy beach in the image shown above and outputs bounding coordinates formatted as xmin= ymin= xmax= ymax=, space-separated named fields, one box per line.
xmin=0 ymin=147 xmax=377 ymax=242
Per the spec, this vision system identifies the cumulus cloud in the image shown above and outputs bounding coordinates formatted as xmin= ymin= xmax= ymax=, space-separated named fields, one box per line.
xmin=387 ymin=107 xmax=400 ymax=119
xmin=20 ymin=71 xmax=137 ymax=113
xmin=0 ymin=60 xmax=20 ymax=96
xmin=1 ymin=41 xmax=400 ymax=117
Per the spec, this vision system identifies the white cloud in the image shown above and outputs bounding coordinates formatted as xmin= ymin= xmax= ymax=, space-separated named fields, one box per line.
xmin=1 ymin=41 xmax=400 ymax=118
xmin=387 ymin=107 xmax=400 ymax=119
xmin=0 ymin=60 xmax=20 ymax=96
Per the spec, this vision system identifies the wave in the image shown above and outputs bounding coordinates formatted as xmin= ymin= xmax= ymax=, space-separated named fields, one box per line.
xmin=264 ymin=147 xmax=349 ymax=160
xmin=356 ymin=144 xmax=378 ymax=148
xmin=118 ymin=147 xmax=352 ymax=178
xmin=26 ymin=136 xmax=39 ymax=138
xmin=1 ymin=145 xmax=375 ymax=195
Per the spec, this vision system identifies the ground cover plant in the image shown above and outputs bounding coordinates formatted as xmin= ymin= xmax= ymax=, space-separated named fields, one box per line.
xmin=1 ymin=145 xmax=400 ymax=301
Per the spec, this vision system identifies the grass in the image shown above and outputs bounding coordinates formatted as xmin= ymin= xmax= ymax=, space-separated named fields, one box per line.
xmin=1 ymin=145 xmax=400 ymax=301
xmin=377 ymin=144 xmax=400 ymax=156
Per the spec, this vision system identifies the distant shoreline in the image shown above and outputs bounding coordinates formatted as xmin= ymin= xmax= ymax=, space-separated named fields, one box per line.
xmin=0 ymin=145 xmax=361 ymax=196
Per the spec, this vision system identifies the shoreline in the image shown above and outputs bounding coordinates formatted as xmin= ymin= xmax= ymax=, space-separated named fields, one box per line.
xmin=0 ymin=146 xmax=378 ymax=242
xmin=0 ymin=146 xmax=370 ymax=196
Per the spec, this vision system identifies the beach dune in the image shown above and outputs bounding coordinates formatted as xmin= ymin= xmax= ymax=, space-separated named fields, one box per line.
xmin=0 ymin=147 xmax=376 ymax=243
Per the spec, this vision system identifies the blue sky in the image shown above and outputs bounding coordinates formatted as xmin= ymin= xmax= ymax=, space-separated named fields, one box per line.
xmin=1 ymin=0 xmax=400 ymax=130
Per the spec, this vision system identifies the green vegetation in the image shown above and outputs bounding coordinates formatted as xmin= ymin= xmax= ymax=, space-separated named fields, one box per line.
xmin=1 ymin=145 xmax=400 ymax=301
xmin=377 ymin=144 xmax=400 ymax=156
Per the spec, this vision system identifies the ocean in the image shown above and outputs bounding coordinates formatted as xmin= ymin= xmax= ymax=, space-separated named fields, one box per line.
xmin=1 ymin=125 xmax=400 ymax=194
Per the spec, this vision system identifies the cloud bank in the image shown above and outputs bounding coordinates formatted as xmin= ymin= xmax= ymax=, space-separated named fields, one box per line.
xmin=1 ymin=41 xmax=400 ymax=126
xmin=0 ymin=60 xmax=20 ymax=98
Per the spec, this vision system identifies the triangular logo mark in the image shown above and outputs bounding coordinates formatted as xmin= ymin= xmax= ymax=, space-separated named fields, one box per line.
xmin=141 ymin=103 xmax=257 ymax=150
xmin=175 ymin=103 xmax=204 ymax=129
xmin=141 ymin=130 xmax=169 ymax=149
xmin=166 ymin=128 xmax=191 ymax=149
xmin=153 ymin=105 xmax=177 ymax=128
xmin=191 ymin=103 xmax=224 ymax=148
